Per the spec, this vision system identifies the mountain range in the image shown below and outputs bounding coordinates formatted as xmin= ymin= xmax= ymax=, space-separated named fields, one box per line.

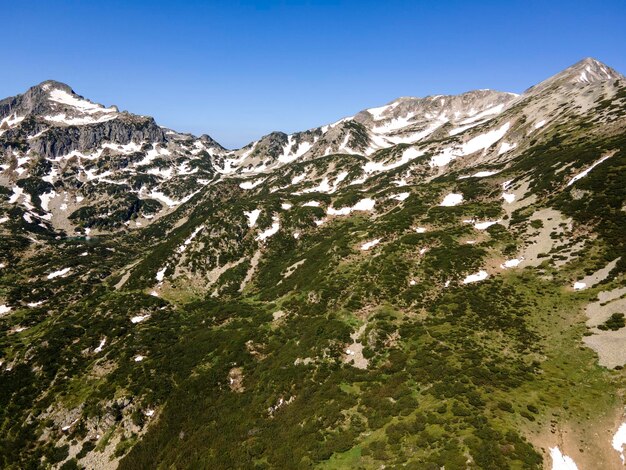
xmin=1 ymin=57 xmax=625 ymax=469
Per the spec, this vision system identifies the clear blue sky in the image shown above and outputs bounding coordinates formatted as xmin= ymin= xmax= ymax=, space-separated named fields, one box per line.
xmin=3 ymin=0 xmax=625 ymax=149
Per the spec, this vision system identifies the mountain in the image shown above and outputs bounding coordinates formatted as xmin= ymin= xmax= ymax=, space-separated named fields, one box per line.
xmin=0 ymin=80 xmax=224 ymax=233
xmin=1 ymin=58 xmax=626 ymax=470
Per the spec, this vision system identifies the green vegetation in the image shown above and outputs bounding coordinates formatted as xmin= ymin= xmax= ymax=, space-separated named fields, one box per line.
xmin=598 ymin=313 xmax=625 ymax=331
xmin=1 ymin=74 xmax=626 ymax=469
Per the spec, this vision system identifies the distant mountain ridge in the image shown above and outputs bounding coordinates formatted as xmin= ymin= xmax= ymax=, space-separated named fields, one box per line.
xmin=1 ymin=58 xmax=623 ymax=235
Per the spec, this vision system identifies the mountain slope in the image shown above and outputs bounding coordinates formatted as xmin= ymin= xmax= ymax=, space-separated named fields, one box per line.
xmin=1 ymin=58 xmax=626 ymax=470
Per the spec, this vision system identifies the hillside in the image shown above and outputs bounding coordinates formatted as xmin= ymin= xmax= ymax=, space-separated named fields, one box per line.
xmin=1 ymin=57 xmax=626 ymax=469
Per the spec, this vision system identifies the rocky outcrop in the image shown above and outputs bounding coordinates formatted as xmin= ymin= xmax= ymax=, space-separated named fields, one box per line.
xmin=26 ymin=116 xmax=165 ymax=159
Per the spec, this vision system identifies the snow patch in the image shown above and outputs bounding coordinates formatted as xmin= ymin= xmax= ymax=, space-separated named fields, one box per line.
xmin=612 ymin=423 xmax=626 ymax=464
xmin=469 ymin=170 xmax=499 ymax=178
xmin=498 ymin=142 xmax=517 ymax=155
xmin=244 ymin=210 xmax=261 ymax=227
xmin=48 ymin=88 xmax=116 ymax=114
xmin=256 ymin=217 xmax=280 ymax=241
xmin=44 ymin=113 xmax=116 ymax=125
xmin=131 ymin=314 xmax=150 ymax=324
xmin=372 ymin=112 xmax=416 ymax=133
xmin=458 ymin=104 xmax=505 ymax=125
xmin=361 ymin=239 xmax=381 ymax=251
xmin=156 ymin=267 xmax=167 ymax=282
xmin=327 ymin=198 xmax=376 ymax=216
xmin=148 ymin=190 xmax=196 ymax=208
xmin=364 ymin=147 xmax=424 ymax=174
xmin=94 ymin=338 xmax=106 ymax=353
xmin=501 ymin=258 xmax=522 ymax=269
xmin=463 ymin=271 xmax=488 ymax=284
xmin=440 ymin=193 xmax=463 ymax=207
xmin=502 ymin=192 xmax=516 ymax=203
xmin=291 ymin=173 xmax=307 ymax=185
xmin=367 ymin=101 xmax=399 ymax=119
xmin=47 ymin=267 xmax=71 ymax=279
xmin=177 ymin=225 xmax=204 ymax=253
xmin=549 ymin=447 xmax=578 ymax=470
xmin=473 ymin=220 xmax=499 ymax=230
xmin=390 ymin=192 xmax=410 ymax=201
xmin=8 ymin=187 xmax=25 ymax=204
xmin=240 ymin=178 xmax=266 ymax=190
xmin=462 ymin=122 xmax=510 ymax=155
xmin=567 ymin=155 xmax=612 ymax=187
xmin=39 ymin=191 xmax=57 ymax=212
xmin=431 ymin=122 xmax=510 ymax=167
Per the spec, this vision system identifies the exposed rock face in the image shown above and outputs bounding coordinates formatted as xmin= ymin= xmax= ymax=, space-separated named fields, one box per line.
xmin=1 ymin=81 xmax=166 ymax=160
xmin=25 ymin=117 xmax=165 ymax=160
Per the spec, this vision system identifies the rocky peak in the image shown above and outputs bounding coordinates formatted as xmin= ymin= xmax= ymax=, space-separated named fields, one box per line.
xmin=523 ymin=57 xmax=624 ymax=96
xmin=0 ymin=79 xmax=120 ymax=126
xmin=566 ymin=57 xmax=623 ymax=83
